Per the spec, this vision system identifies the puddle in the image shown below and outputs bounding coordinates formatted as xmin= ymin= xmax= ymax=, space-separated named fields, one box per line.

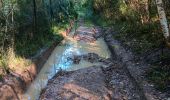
xmin=21 ymin=28 xmax=111 ymax=100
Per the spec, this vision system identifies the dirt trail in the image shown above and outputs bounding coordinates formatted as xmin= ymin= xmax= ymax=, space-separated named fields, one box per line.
xmin=39 ymin=21 xmax=147 ymax=100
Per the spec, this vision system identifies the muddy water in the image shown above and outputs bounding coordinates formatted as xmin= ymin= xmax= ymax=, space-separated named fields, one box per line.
xmin=21 ymin=33 xmax=111 ymax=100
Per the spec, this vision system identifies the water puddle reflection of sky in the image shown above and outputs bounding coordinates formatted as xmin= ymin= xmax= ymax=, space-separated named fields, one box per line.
xmin=21 ymin=33 xmax=111 ymax=100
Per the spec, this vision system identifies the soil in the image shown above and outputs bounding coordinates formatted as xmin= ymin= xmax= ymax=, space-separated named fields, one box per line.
xmin=39 ymin=24 xmax=143 ymax=100
xmin=40 ymin=23 xmax=169 ymax=100
xmin=39 ymin=63 xmax=143 ymax=100
xmin=104 ymin=28 xmax=169 ymax=100
xmin=0 ymin=41 xmax=61 ymax=100
xmin=1 ymin=20 xmax=169 ymax=100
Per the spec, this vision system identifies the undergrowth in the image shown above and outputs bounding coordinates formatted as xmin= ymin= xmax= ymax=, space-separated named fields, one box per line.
xmin=0 ymin=23 xmax=66 ymax=76
xmin=91 ymin=12 xmax=170 ymax=92
xmin=147 ymin=64 xmax=170 ymax=91
xmin=113 ymin=21 xmax=170 ymax=92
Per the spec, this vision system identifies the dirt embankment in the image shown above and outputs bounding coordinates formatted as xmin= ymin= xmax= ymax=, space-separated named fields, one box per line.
xmin=0 ymin=41 xmax=60 ymax=100
xmin=104 ymin=28 xmax=169 ymax=100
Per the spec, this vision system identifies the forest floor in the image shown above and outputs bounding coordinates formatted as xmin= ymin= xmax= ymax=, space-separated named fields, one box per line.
xmin=39 ymin=21 xmax=169 ymax=100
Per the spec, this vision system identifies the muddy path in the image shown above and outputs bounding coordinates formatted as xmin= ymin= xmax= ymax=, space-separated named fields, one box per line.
xmin=39 ymin=22 xmax=147 ymax=100
xmin=20 ymin=21 xmax=110 ymax=99
xmin=20 ymin=19 xmax=169 ymax=100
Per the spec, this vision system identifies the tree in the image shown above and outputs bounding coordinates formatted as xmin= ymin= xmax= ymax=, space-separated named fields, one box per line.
xmin=32 ymin=0 xmax=37 ymax=38
xmin=155 ymin=0 xmax=170 ymax=46
xmin=49 ymin=0 xmax=53 ymax=27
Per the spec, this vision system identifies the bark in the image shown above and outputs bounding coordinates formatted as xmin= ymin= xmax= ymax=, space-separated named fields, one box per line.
xmin=155 ymin=0 xmax=170 ymax=43
xmin=148 ymin=0 xmax=152 ymax=23
xmin=49 ymin=0 xmax=54 ymax=27
xmin=32 ymin=0 xmax=37 ymax=38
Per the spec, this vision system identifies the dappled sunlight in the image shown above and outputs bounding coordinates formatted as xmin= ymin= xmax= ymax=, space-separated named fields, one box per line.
xmin=0 ymin=0 xmax=169 ymax=99
xmin=63 ymin=83 xmax=99 ymax=99
xmin=22 ymin=25 xmax=111 ymax=99
xmin=76 ymin=26 xmax=95 ymax=34
xmin=7 ymin=48 xmax=32 ymax=74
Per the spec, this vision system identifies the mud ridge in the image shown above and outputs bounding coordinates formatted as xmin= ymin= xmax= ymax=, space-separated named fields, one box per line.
xmin=0 ymin=41 xmax=61 ymax=99
xmin=104 ymin=29 xmax=169 ymax=100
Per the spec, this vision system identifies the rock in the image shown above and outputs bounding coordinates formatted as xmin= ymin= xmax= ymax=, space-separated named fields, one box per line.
xmin=86 ymin=53 xmax=99 ymax=63
xmin=67 ymin=55 xmax=81 ymax=64
xmin=39 ymin=66 xmax=113 ymax=100
xmin=102 ymin=59 xmax=112 ymax=65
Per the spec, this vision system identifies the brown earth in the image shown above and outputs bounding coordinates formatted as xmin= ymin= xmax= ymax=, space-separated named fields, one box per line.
xmin=0 ymin=41 xmax=61 ymax=100
xmin=39 ymin=24 xmax=169 ymax=100
xmin=39 ymin=25 xmax=144 ymax=100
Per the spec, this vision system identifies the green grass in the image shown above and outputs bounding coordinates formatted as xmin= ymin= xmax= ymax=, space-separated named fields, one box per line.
xmin=91 ymin=12 xmax=170 ymax=91
xmin=0 ymin=56 xmax=9 ymax=75
xmin=15 ymin=24 xmax=64 ymax=58
xmin=0 ymin=22 xmax=65 ymax=76
xmin=84 ymin=19 xmax=94 ymax=27
xmin=111 ymin=20 xmax=170 ymax=91
xmin=147 ymin=54 xmax=170 ymax=91
xmin=112 ymin=20 xmax=170 ymax=91
xmin=113 ymin=21 xmax=163 ymax=54
xmin=147 ymin=65 xmax=170 ymax=91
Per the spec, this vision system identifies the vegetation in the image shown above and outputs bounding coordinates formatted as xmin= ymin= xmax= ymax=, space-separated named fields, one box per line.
xmin=91 ymin=0 xmax=170 ymax=91
xmin=0 ymin=0 xmax=169 ymax=93
xmin=0 ymin=0 xmax=77 ymax=75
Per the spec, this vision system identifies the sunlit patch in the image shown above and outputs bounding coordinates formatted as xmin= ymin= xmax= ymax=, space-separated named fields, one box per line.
xmin=57 ymin=43 xmax=81 ymax=70
xmin=63 ymin=83 xmax=99 ymax=99
xmin=22 ymin=26 xmax=111 ymax=100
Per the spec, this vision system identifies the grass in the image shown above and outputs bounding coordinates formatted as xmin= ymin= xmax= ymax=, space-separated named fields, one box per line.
xmin=91 ymin=13 xmax=170 ymax=91
xmin=0 ymin=22 xmax=66 ymax=76
xmin=113 ymin=21 xmax=170 ymax=91
xmin=113 ymin=21 xmax=163 ymax=54
xmin=84 ymin=19 xmax=94 ymax=27
xmin=0 ymin=55 xmax=10 ymax=75
xmin=147 ymin=54 xmax=170 ymax=91
xmin=112 ymin=20 xmax=170 ymax=91
xmin=147 ymin=65 xmax=170 ymax=91
xmin=15 ymin=24 xmax=64 ymax=58
xmin=7 ymin=50 xmax=32 ymax=73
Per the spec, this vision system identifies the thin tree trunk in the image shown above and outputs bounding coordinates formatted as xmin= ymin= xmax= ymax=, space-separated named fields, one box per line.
xmin=148 ymin=0 xmax=152 ymax=23
xmin=11 ymin=2 xmax=15 ymax=49
xmin=155 ymin=0 xmax=170 ymax=44
xmin=32 ymin=0 xmax=37 ymax=38
xmin=49 ymin=0 xmax=54 ymax=27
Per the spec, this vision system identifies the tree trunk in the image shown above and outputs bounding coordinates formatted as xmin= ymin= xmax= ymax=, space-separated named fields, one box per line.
xmin=32 ymin=0 xmax=37 ymax=38
xmin=155 ymin=0 xmax=170 ymax=45
xmin=49 ymin=0 xmax=54 ymax=27
xmin=148 ymin=0 xmax=152 ymax=23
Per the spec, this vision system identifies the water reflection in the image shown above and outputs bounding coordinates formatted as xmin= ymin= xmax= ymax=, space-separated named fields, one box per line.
xmin=21 ymin=34 xmax=111 ymax=100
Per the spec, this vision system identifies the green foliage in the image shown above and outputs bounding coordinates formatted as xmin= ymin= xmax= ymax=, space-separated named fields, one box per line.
xmin=148 ymin=65 xmax=170 ymax=91
xmin=0 ymin=0 xmax=77 ymax=70
xmin=91 ymin=0 xmax=170 ymax=92
xmin=0 ymin=55 xmax=9 ymax=74
xmin=113 ymin=21 xmax=163 ymax=54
